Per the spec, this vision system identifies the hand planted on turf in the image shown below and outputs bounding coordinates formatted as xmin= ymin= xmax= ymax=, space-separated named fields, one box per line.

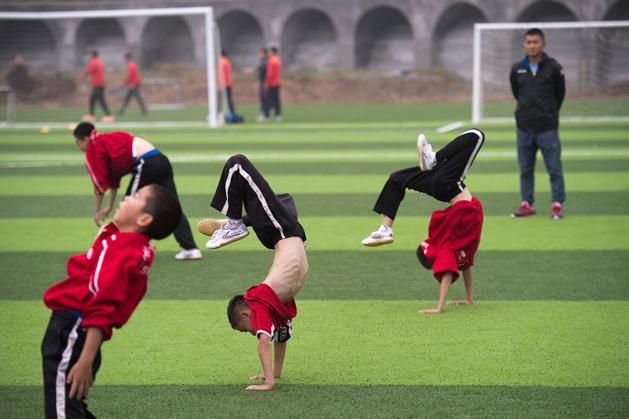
xmin=67 ymin=359 xmax=93 ymax=400
xmin=449 ymin=299 xmax=473 ymax=305
xmin=419 ymin=307 xmax=443 ymax=314
xmin=246 ymin=383 xmax=274 ymax=391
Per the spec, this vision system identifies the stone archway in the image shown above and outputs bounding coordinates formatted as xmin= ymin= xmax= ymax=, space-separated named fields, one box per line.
xmin=517 ymin=0 xmax=577 ymax=22
xmin=355 ymin=6 xmax=414 ymax=71
xmin=218 ymin=10 xmax=264 ymax=69
xmin=281 ymin=8 xmax=337 ymax=70
xmin=433 ymin=2 xmax=488 ymax=81
xmin=0 ymin=20 xmax=56 ymax=69
xmin=141 ymin=16 xmax=195 ymax=68
xmin=599 ymin=0 xmax=629 ymax=85
xmin=75 ymin=18 xmax=125 ymax=69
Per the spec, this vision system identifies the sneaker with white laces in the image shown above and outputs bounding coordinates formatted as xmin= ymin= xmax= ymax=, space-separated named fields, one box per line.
xmin=205 ymin=220 xmax=249 ymax=249
xmin=551 ymin=202 xmax=564 ymax=220
xmin=361 ymin=225 xmax=394 ymax=247
xmin=197 ymin=218 xmax=227 ymax=236
xmin=174 ymin=248 xmax=203 ymax=260
xmin=417 ymin=133 xmax=436 ymax=171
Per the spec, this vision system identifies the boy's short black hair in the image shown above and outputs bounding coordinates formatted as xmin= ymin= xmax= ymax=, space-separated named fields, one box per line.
xmin=227 ymin=295 xmax=248 ymax=329
xmin=270 ymin=46 xmax=278 ymax=54
xmin=141 ymin=184 xmax=182 ymax=240
xmin=525 ymin=28 xmax=545 ymax=40
xmin=416 ymin=246 xmax=433 ymax=270
xmin=91 ymin=50 xmax=99 ymax=57
xmin=73 ymin=122 xmax=95 ymax=139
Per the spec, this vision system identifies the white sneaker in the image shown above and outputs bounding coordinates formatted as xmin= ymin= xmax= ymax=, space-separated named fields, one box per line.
xmin=417 ymin=133 xmax=436 ymax=171
xmin=274 ymin=115 xmax=283 ymax=122
xmin=361 ymin=226 xmax=394 ymax=247
xmin=205 ymin=220 xmax=249 ymax=249
xmin=175 ymin=248 xmax=203 ymax=260
xmin=256 ymin=114 xmax=266 ymax=122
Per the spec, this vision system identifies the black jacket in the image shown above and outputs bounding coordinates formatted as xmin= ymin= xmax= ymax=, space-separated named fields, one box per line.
xmin=510 ymin=52 xmax=565 ymax=133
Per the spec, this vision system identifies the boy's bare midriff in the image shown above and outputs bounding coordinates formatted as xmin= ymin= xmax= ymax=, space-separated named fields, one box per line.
xmin=133 ymin=137 xmax=154 ymax=157
xmin=263 ymin=236 xmax=308 ymax=304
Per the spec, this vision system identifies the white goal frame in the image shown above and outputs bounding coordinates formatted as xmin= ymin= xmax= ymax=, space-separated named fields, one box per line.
xmin=472 ymin=20 xmax=629 ymax=124
xmin=0 ymin=7 xmax=220 ymax=127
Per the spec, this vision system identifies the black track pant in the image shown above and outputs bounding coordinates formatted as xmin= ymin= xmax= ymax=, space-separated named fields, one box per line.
xmin=211 ymin=154 xmax=306 ymax=249
xmin=373 ymin=129 xmax=485 ymax=219
xmin=89 ymin=87 xmax=111 ymax=116
xmin=126 ymin=152 xmax=198 ymax=250
xmin=266 ymin=86 xmax=281 ymax=117
xmin=119 ymin=86 xmax=147 ymax=115
xmin=42 ymin=311 xmax=101 ymax=419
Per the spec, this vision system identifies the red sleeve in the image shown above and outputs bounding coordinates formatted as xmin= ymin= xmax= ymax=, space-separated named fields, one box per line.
xmin=265 ymin=61 xmax=277 ymax=86
xmin=85 ymin=144 xmax=115 ymax=194
xmin=447 ymin=207 xmax=481 ymax=252
xmin=432 ymin=248 xmax=460 ymax=281
xmin=81 ymin=245 xmax=137 ymax=340
xmin=84 ymin=60 xmax=94 ymax=76
xmin=249 ymin=304 xmax=275 ymax=339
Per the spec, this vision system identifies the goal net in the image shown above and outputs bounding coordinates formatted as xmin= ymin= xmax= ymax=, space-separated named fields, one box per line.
xmin=472 ymin=20 xmax=629 ymax=123
xmin=0 ymin=7 xmax=223 ymax=127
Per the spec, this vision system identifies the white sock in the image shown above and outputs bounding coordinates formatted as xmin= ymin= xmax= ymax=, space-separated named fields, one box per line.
xmin=379 ymin=224 xmax=392 ymax=233
xmin=227 ymin=217 xmax=243 ymax=226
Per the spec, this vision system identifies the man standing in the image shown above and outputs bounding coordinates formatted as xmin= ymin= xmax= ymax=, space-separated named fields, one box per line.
xmin=256 ymin=48 xmax=269 ymax=122
xmin=219 ymin=50 xmax=236 ymax=116
xmin=82 ymin=50 xmax=114 ymax=123
xmin=265 ymin=47 xmax=282 ymax=122
xmin=510 ymin=28 xmax=566 ymax=220
xmin=119 ymin=53 xmax=147 ymax=117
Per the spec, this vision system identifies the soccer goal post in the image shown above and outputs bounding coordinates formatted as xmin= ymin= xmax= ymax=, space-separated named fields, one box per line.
xmin=472 ymin=20 xmax=629 ymax=124
xmin=0 ymin=7 xmax=222 ymax=127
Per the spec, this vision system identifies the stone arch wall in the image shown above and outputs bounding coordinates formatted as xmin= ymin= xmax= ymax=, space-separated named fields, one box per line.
xmin=281 ymin=8 xmax=338 ymax=70
xmin=140 ymin=16 xmax=195 ymax=68
xmin=217 ymin=10 xmax=264 ymax=69
xmin=75 ymin=18 xmax=126 ymax=69
xmin=0 ymin=20 xmax=57 ymax=69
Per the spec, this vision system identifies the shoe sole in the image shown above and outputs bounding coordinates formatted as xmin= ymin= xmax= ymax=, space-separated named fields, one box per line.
xmin=205 ymin=230 xmax=250 ymax=249
xmin=511 ymin=212 xmax=536 ymax=218
xmin=175 ymin=254 xmax=203 ymax=260
xmin=198 ymin=218 xmax=227 ymax=236
xmin=362 ymin=238 xmax=394 ymax=247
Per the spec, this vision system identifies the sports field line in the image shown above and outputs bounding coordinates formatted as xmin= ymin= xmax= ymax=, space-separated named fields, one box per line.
xmin=2 ymin=172 xmax=627 ymax=195
xmin=2 ymin=300 xmax=628 ymax=387
xmin=1 ymin=215 xmax=628 ymax=252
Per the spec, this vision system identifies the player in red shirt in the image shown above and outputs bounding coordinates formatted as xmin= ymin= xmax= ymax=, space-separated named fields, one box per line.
xmin=218 ymin=50 xmax=237 ymax=115
xmin=81 ymin=50 xmax=113 ymax=123
xmin=73 ymin=121 xmax=202 ymax=260
xmin=362 ymin=129 xmax=485 ymax=313
xmin=264 ymin=46 xmax=282 ymax=121
xmin=201 ymin=154 xmax=308 ymax=390
xmin=41 ymin=184 xmax=182 ymax=418
xmin=118 ymin=52 xmax=147 ymax=117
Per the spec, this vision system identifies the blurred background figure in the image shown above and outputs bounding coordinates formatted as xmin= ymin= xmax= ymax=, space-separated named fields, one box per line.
xmin=256 ymin=47 xmax=268 ymax=122
xmin=265 ymin=46 xmax=282 ymax=122
xmin=219 ymin=49 xmax=236 ymax=115
xmin=81 ymin=50 xmax=114 ymax=123
xmin=6 ymin=54 xmax=37 ymax=100
xmin=118 ymin=52 xmax=147 ymax=117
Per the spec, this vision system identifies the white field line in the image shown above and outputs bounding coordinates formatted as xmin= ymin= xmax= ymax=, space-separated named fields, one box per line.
xmin=435 ymin=121 xmax=465 ymax=133
xmin=2 ymin=149 xmax=629 ymax=168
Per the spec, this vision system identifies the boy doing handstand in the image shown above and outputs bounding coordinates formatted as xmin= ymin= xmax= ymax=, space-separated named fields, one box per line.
xmin=362 ymin=130 xmax=485 ymax=313
xmin=42 ymin=184 xmax=181 ymax=417
xmin=201 ymin=154 xmax=308 ymax=391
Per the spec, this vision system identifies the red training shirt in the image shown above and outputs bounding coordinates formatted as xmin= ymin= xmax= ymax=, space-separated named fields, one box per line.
xmin=84 ymin=57 xmax=105 ymax=87
xmin=43 ymin=223 xmax=154 ymax=341
xmin=218 ymin=56 xmax=233 ymax=88
xmin=84 ymin=131 xmax=135 ymax=194
xmin=419 ymin=197 xmax=484 ymax=282
xmin=124 ymin=60 xmax=142 ymax=87
xmin=265 ymin=55 xmax=282 ymax=87
xmin=244 ymin=283 xmax=296 ymax=341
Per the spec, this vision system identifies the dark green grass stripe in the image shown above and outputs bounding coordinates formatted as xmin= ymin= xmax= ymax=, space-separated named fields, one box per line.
xmin=3 ymin=137 xmax=629 ymax=152
xmin=2 ymin=250 xmax=626 ymax=301
xmin=2 ymin=159 xmax=627 ymax=177
xmin=2 ymin=191 xmax=627 ymax=218
xmin=2 ymin=385 xmax=627 ymax=418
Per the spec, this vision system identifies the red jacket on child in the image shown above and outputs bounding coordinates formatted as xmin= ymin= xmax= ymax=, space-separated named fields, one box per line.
xmin=84 ymin=131 xmax=135 ymax=194
xmin=43 ymin=223 xmax=154 ymax=340
xmin=420 ymin=197 xmax=483 ymax=282
xmin=244 ymin=283 xmax=296 ymax=341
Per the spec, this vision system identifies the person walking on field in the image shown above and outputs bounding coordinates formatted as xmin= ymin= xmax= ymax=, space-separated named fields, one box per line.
xmin=510 ymin=28 xmax=566 ymax=220
xmin=118 ymin=53 xmax=147 ymax=117
xmin=256 ymin=48 xmax=269 ymax=122
xmin=82 ymin=50 xmax=114 ymax=123
xmin=264 ymin=47 xmax=282 ymax=122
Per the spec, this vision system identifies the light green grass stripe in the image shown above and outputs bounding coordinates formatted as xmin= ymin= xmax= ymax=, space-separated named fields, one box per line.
xmin=2 ymin=300 xmax=627 ymax=387
xmin=1 ymin=215 xmax=628 ymax=251
xmin=2 ymin=172 xmax=628 ymax=195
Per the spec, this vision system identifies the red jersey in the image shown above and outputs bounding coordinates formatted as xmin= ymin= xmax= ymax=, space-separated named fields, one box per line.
xmin=124 ymin=60 xmax=141 ymax=86
xmin=265 ymin=55 xmax=282 ymax=87
xmin=84 ymin=57 xmax=105 ymax=87
xmin=84 ymin=131 xmax=135 ymax=194
xmin=43 ymin=223 xmax=154 ymax=341
xmin=218 ymin=56 xmax=233 ymax=88
xmin=420 ymin=197 xmax=483 ymax=282
xmin=244 ymin=283 xmax=296 ymax=341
